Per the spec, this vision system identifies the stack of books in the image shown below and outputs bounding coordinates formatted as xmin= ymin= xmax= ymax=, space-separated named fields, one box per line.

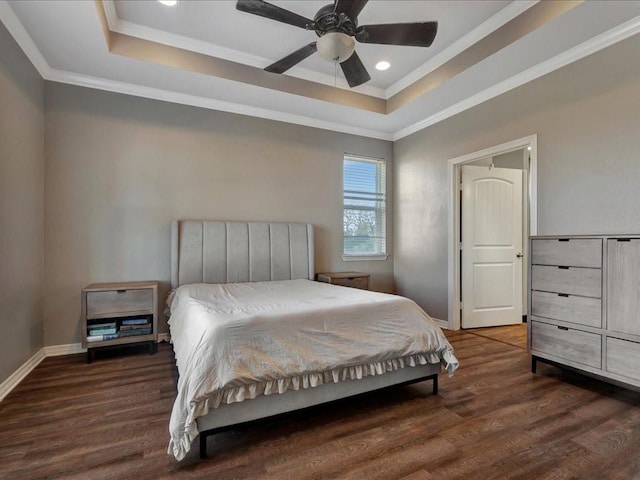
xmin=87 ymin=321 xmax=117 ymax=342
xmin=119 ymin=318 xmax=152 ymax=337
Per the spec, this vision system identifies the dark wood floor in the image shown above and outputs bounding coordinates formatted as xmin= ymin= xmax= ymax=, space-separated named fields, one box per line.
xmin=2 ymin=328 xmax=640 ymax=479
xmin=465 ymin=323 xmax=528 ymax=350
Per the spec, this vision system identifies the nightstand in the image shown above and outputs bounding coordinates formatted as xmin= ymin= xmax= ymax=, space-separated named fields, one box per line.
xmin=316 ymin=272 xmax=370 ymax=290
xmin=81 ymin=281 xmax=158 ymax=363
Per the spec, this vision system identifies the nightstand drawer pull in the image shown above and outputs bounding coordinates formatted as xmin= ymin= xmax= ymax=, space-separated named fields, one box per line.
xmin=557 ymin=326 xmax=569 ymax=331
xmin=117 ymin=290 xmax=127 ymax=293
xmin=558 ymin=266 xmax=570 ymax=270
xmin=558 ymin=293 xmax=569 ymax=297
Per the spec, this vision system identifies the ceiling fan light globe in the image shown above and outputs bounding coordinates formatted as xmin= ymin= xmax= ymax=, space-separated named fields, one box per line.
xmin=316 ymin=32 xmax=356 ymax=63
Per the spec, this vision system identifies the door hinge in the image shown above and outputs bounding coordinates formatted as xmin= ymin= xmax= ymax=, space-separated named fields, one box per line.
xmin=460 ymin=301 xmax=464 ymax=310
xmin=459 ymin=182 xmax=464 ymax=191
xmin=459 ymin=242 xmax=463 ymax=250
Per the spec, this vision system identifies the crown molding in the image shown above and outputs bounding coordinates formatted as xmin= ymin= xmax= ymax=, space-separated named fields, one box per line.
xmin=3 ymin=0 xmax=639 ymax=143
xmin=103 ymin=2 xmax=266 ymax=70
xmin=0 ymin=0 xmax=391 ymax=140
xmin=101 ymin=0 xmax=118 ymax=27
xmin=386 ymin=0 xmax=539 ymax=98
xmin=0 ymin=0 xmax=51 ymax=77
xmin=393 ymin=14 xmax=640 ymax=141
xmin=101 ymin=0 xmax=385 ymax=99
xmin=101 ymin=0 xmax=538 ymax=101
xmin=46 ymin=68 xmax=394 ymax=140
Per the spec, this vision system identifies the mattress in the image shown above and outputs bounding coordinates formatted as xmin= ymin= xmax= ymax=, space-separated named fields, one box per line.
xmin=167 ymin=279 xmax=458 ymax=460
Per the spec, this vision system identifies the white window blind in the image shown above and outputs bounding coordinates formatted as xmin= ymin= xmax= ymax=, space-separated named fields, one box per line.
xmin=343 ymin=154 xmax=386 ymax=256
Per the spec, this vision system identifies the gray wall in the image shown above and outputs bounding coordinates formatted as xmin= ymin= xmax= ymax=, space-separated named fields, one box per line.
xmin=394 ymin=33 xmax=640 ymax=322
xmin=44 ymin=83 xmax=393 ymax=346
xmin=0 ymin=22 xmax=45 ymax=384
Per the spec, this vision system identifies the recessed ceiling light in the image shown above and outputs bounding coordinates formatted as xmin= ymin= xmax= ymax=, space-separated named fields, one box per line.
xmin=375 ymin=61 xmax=390 ymax=71
xmin=158 ymin=0 xmax=178 ymax=6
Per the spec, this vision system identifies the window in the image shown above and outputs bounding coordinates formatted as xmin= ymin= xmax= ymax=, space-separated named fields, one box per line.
xmin=343 ymin=154 xmax=387 ymax=258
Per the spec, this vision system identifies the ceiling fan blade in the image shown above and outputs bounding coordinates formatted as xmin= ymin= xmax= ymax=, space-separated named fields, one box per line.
xmin=356 ymin=22 xmax=438 ymax=47
xmin=236 ymin=0 xmax=313 ymax=30
xmin=265 ymin=43 xmax=317 ymax=74
xmin=334 ymin=0 xmax=369 ymax=20
xmin=340 ymin=51 xmax=370 ymax=88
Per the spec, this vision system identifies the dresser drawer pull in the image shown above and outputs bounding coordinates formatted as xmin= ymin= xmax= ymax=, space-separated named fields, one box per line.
xmin=617 ymin=238 xmax=631 ymax=242
xmin=347 ymin=277 xmax=355 ymax=280
xmin=558 ymin=293 xmax=569 ymax=297
xmin=558 ymin=266 xmax=570 ymax=270
xmin=116 ymin=289 xmax=127 ymax=293
xmin=557 ymin=326 xmax=569 ymax=331
xmin=558 ymin=239 xmax=570 ymax=242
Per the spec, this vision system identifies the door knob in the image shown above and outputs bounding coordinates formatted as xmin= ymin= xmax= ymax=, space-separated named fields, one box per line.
xmin=516 ymin=252 xmax=524 ymax=258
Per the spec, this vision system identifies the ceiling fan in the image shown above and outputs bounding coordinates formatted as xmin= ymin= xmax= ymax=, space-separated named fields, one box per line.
xmin=236 ymin=0 xmax=438 ymax=88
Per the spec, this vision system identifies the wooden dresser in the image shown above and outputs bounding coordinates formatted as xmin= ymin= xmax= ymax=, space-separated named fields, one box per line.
xmin=529 ymin=235 xmax=640 ymax=390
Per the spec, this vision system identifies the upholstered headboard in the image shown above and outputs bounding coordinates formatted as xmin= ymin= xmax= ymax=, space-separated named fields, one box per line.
xmin=171 ymin=220 xmax=315 ymax=288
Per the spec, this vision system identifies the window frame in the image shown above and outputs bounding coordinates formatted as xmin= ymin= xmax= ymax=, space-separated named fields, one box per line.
xmin=342 ymin=154 xmax=389 ymax=261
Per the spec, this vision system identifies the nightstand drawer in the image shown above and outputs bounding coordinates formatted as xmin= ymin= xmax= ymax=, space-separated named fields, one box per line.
xmin=316 ymin=272 xmax=370 ymax=290
xmin=331 ymin=276 xmax=369 ymax=290
xmin=86 ymin=288 xmax=153 ymax=316
xmin=531 ymin=319 xmax=601 ymax=369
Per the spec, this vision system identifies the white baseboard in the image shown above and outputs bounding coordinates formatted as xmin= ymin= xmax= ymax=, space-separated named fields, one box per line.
xmin=44 ymin=343 xmax=86 ymax=356
xmin=1 ymin=335 xmax=171 ymax=402
xmin=432 ymin=317 xmax=450 ymax=330
xmin=0 ymin=348 xmax=46 ymax=402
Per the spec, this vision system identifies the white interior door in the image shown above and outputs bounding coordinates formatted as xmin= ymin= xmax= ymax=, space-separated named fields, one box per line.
xmin=461 ymin=165 xmax=523 ymax=328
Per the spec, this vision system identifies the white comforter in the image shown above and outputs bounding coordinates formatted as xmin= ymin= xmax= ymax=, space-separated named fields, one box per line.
xmin=167 ymin=279 xmax=458 ymax=460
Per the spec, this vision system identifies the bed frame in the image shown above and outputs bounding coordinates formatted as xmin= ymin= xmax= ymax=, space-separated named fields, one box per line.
xmin=170 ymin=220 xmax=441 ymax=459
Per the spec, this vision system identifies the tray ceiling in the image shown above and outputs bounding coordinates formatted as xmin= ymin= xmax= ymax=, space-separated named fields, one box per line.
xmin=2 ymin=0 xmax=640 ymax=140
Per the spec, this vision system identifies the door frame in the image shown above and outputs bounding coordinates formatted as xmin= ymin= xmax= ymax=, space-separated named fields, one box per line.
xmin=447 ymin=134 xmax=538 ymax=330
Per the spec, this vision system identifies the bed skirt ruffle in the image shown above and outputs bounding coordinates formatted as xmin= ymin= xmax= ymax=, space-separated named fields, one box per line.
xmin=168 ymin=352 xmax=458 ymax=460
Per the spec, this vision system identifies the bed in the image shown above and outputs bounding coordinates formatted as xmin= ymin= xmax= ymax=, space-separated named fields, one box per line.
xmin=167 ymin=220 xmax=458 ymax=461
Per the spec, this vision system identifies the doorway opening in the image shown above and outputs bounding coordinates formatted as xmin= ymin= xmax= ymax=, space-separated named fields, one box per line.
xmin=447 ymin=135 xmax=538 ymax=330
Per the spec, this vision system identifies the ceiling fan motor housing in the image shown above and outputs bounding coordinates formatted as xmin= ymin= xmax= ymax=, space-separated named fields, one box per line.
xmin=313 ymin=4 xmax=357 ymax=37
xmin=313 ymin=3 xmax=358 ymax=63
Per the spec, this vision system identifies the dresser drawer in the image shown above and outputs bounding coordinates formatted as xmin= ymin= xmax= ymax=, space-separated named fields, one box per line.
xmin=531 ymin=265 xmax=601 ymax=298
xmin=531 ymin=320 xmax=601 ymax=369
xmin=606 ymin=337 xmax=640 ymax=381
xmin=531 ymin=238 xmax=602 ymax=268
xmin=86 ymin=289 xmax=154 ymax=316
xmin=531 ymin=290 xmax=601 ymax=328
